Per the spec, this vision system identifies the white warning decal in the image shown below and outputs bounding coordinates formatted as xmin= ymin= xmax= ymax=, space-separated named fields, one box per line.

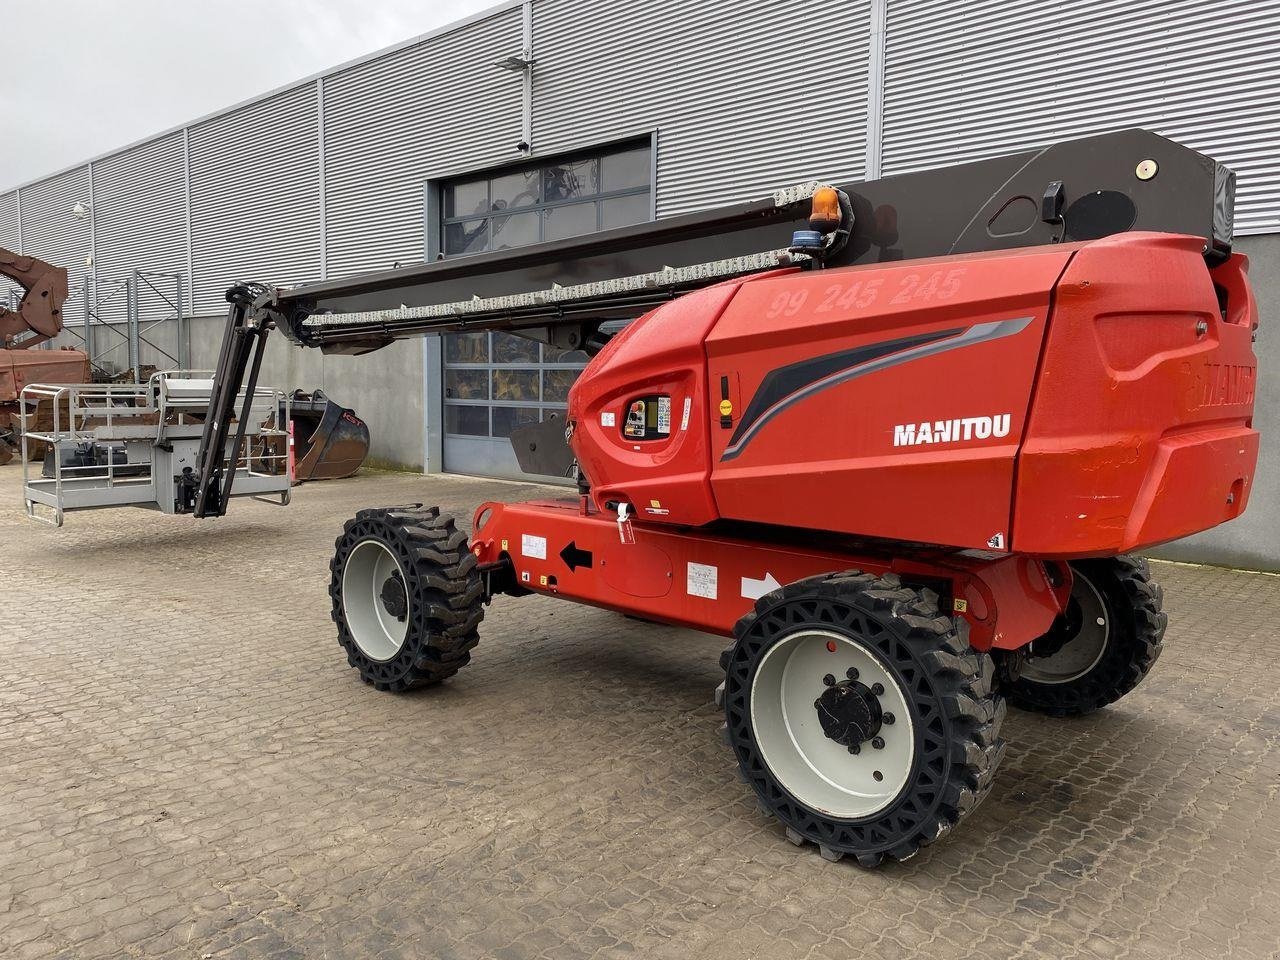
xmin=657 ymin=396 xmax=671 ymax=434
xmin=600 ymin=411 xmax=616 ymax=428
xmin=687 ymin=562 xmax=718 ymax=600
xmin=521 ymin=534 xmax=547 ymax=559
xmin=680 ymin=397 xmax=692 ymax=431
xmin=986 ymin=532 xmax=1006 ymax=550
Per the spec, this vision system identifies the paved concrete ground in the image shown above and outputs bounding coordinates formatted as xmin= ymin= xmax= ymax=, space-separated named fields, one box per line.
xmin=1 ymin=465 xmax=1278 ymax=960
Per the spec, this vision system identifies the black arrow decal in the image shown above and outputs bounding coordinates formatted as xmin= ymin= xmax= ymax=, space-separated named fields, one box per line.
xmin=560 ymin=541 xmax=593 ymax=572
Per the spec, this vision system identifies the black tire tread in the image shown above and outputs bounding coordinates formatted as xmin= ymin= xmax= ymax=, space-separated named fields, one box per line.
xmin=997 ymin=555 xmax=1166 ymax=717
xmin=330 ymin=504 xmax=484 ymax=692
xmin=720 ymin=570 xmax=1006 ymax=867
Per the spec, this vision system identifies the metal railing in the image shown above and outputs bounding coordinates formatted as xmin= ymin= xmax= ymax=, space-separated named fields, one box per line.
xmin=20 ymin=370 xmax=289 ymax=526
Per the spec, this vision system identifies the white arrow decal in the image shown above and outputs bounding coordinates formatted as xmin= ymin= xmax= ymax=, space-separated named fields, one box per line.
xmin=741 ymin=572 xmax=781 ymax=601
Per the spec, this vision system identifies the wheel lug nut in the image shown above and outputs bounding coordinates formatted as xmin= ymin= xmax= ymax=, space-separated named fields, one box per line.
xmin=883 ymin=712 xmax=895 ymax=725
xmin=873 ymin=770 xmax=884 ymax=782
xmin=846 ymin=667 xmax=859 ymax=680
xmin=870 ymin=682 xmax=884 ymax=696
xmin=871 ymin=737 xmax=885 ymax=750
xmin=822 ymin=674 xmax=836 ymax=686
xmin=848 ymin=744 xmax=860 ymax=755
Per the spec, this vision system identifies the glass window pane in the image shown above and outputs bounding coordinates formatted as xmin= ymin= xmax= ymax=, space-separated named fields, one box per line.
xmin=543 ymin=201 xmax=597 ymax=242
xmin=543 ymin=159 xmax=597 ymax=203
xmin=490 ymin=211 xmax=539 ymax=250
xmin=601 ymin=147 xmax=650 ymax=192
xmin=444 ymin=368 xmax=487 ymax=400
xmin=444 ymin=332 xmax=488 ymax=364
xmin=445 ymin=179 xmax=487 ymax=218
xmin=491 ymin=369 xmax=539 ymax=401
xmin=444 ymin=404 xmax=488 ymax=436
xmin=444 ymin=219 xmax=488 ymax=255
xmin=601 ymin=193 xmax=649 ymax=230
xmin=542 ymin=367 xmax=582 ymax=403
xmin=492 ymin=332 xmax=539 ymax=364
xmin=492 ymin=406 xmax=541 ymax=438
xmin=490 ymin=169 xmax=540 ymax=213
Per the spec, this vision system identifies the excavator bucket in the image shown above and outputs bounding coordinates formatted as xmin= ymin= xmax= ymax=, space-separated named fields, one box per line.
xmin=285 ymin=389 xmax=369 ymax=481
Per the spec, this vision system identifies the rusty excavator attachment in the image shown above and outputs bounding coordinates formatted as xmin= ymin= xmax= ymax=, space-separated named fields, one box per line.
xmin=285 ymin=389 xmax=370 ymax=482
xmin=0 ymin=247 xmax=90 ymax=466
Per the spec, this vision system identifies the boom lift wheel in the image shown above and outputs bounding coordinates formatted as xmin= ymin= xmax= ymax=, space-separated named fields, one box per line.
xmin=997 ymin=556 xmax=1166 ymax=717
xmin=330 ymin=505 xmax=484 ymax=691
xmin=717 ymin=571 xmax=1007 ymax=866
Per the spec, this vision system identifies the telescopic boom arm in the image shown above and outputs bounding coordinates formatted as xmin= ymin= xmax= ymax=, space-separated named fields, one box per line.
xmin=193 ymin=128 xmax=1235 ymax=518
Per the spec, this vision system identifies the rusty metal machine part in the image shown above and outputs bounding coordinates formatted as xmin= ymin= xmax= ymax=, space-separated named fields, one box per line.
xmin=286 ymin=389 xmax=370 ymax=481
xmin=0 ymin=247 xmax=90 ymax=464
xmin=0 ymin=247 xmax=70 ymax=346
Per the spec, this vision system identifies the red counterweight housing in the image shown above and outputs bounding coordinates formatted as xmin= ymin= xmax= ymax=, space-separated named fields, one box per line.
xmin=566 ymin=232 xmax=1258 ymax=557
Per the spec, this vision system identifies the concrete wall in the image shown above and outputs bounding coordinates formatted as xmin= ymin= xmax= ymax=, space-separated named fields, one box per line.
xmin=182 ymin=316 xmax=426 ymax=472
xmin=1149 ymin=234 xmax=1278 ymax=572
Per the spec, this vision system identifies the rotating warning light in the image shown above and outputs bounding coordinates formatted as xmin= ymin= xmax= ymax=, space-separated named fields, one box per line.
xmin=808 ymin=186 xmax=843 ymax=234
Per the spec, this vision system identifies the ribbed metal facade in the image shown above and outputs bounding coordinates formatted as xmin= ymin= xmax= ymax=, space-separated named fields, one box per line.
xmin=881 ymin=0 xmax=1280 ymax=234
xmin=0 ymin=191 xmax=17 ymax=250
xmin=3 ymin=0 xmax=1279 ymax=314
xmin=534 ymin=0 xmax=872 ymax=216
xmin=91 ymin=131 xmax=188 ymax=322
xmin=323 ymin=8 xmax=523 ymax=279
xmin=189 ymin=85 xmax=323 ymax=315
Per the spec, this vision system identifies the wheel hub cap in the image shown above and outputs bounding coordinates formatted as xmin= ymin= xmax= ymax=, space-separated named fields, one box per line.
xmin=815 ymin=681 xmax=882 ymax=747
xmin=380 ymin=573 xmax=408 ymax=621
xmin=750 ymin=628 xmax=916 ymax=819
xmin=1022 ymin=570 xmax=1109 ymax=685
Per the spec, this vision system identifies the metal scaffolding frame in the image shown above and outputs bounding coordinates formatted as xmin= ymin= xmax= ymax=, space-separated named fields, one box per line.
xmin=63 ymin=270 xmax=187 ymax=380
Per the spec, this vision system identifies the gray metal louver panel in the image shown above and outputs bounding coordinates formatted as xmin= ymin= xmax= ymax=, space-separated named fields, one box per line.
xmin=323 ymin=8 xmax=524 ymax=279
xmin=92 ymin=132 xmax=188 ymax=323
xmin=881 ymin=0 xmax=1280 ymax=235
xmin=189 ymin=85 xmax=322 ymax=314
xmin=532 ymin=0 xmax=872 ymax=218
xmin=16 ymin=166 xmax=92 ymax=277
xmin=0 ymin=191 xmax=17 ymax=250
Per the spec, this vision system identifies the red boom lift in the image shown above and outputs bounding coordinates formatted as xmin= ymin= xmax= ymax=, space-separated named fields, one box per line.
xmin=193 ymin=130 xmax=1258 ymax=865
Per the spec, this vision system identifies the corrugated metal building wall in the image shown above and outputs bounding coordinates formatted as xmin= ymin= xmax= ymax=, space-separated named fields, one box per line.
xmin=3 ymin=0 xmax=1278 ymax=315
xmin=90 ymin=131 xmax=188 ymax=322
xmin=4 ymin=0 xmax=1280 ymax=568
xmin=881 ymin=0 xmax=1280 ymax=234
xmin=532 ymin=0 xmax=872 ymax=215
xmin=323 ymin=8 xmax=524 ymax=279
xmin=189 ymin=85 xmax=323 ymax=315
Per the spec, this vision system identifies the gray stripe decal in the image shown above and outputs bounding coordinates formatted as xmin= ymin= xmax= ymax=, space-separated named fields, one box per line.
xmin=720 ymin=316 xmax=1035 ymax=462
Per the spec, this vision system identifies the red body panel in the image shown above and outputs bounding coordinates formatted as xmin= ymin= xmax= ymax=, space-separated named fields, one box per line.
xmin=471 ymin=500 xmax=1064 ymax=650
xmin=1012 ymin=234 xmax=1259 ymax=555
xmin=571 ymin=282 xmax=745 ymax=528
xmin=566 ymin=233 xmax=1258 ymax=558
xmin=705 ymin=247 xmax=1071 ymax=549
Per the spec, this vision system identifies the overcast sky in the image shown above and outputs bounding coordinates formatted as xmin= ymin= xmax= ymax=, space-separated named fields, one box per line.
xmin=1 ymin=0 xmax=500 ymax=190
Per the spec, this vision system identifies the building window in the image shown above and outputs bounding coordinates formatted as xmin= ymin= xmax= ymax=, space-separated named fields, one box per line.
xmin=441 ymin=141 xmax=652 ymax=256
xmin=440 ymin=141 xmax=653 ymax=456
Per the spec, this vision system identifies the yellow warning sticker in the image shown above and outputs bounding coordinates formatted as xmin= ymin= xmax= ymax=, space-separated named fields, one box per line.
xmin=953 ymin=598 xmax=969 ymax=613
xmin=719 ymin=399 xmax=733 ymax=417
xmin=650 ymin=499 xmax=661 ymax=509
xmin=501 ymin=538 xmax=509 ymax=551
xmin=539 ymin=575 xmax=548 ymax=587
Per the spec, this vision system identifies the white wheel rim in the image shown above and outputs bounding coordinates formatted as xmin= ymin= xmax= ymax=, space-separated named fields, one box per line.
xmin=750 ymin=629 xmax=916 ymax=819
xmin=342 ymin=539 xmax=410 ymax=662
xmin=1022 ymin=572 xmax=1109 ymax=684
